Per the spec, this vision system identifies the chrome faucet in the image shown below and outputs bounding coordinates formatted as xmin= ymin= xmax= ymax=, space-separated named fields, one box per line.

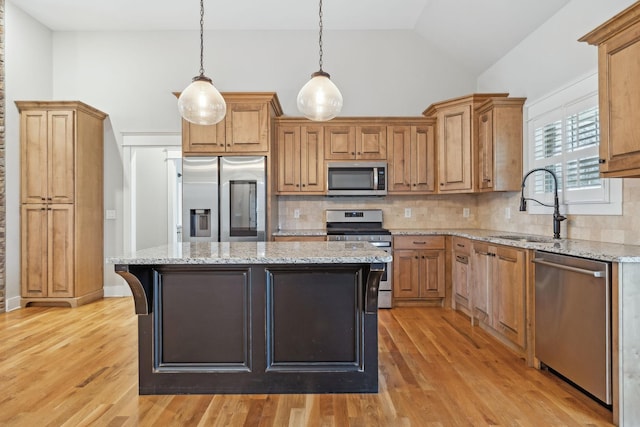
xmin=519 ymin=168 xmax=567 ymax=239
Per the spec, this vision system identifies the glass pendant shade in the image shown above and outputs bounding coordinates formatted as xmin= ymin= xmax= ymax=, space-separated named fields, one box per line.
xmin=297 ymin=71 xmax=343 ymax=121
xmin=178 ymin=76 xmax=226 ymax=126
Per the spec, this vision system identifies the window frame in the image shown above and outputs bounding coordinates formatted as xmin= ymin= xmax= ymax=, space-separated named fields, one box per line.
xmin=524 ymin=71 xmax=622 ymax=216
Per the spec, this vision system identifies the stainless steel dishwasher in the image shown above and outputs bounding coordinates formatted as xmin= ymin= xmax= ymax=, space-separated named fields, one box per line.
xmin=533 ymin=251 xmax=611 ymax=405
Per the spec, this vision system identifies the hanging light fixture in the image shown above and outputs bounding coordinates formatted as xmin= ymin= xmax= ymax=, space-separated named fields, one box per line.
xmin=297 ymin=0 xmax=343 ymax=121
xmin=178 ymin=0 xmax=226 ymax=125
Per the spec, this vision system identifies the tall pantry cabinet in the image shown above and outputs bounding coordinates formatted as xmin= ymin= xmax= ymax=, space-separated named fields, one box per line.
xmin=16 ymin=101 xmax=107 ymax=308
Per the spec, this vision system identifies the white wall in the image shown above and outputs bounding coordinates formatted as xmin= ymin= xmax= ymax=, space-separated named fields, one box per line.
xmin=5 ymin=2 xmax=53 ymax=310
xmin=477 ymin=0 xmax=636 ymax=99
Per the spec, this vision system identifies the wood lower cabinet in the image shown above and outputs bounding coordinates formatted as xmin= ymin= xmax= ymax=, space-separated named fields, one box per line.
xmin=181 ymin=92 xmax=283 ymax=155
xmin=470 ymin=241 xmax=526 ymax=348
xmin=16 ymin=101 xmax=107 ymax=307
xmin=451 ymin=237 xmax=472 ymax=315
xmin=388 ymin=121 xmax=436 ymax=194
xmin=393 ymin=236 xmax=445 ymax=305
xmin=276 ymin=124 xmax=325 ymax=194
xmin=580 ymin=2 xmax=640 ymax=177
xmin=21 ymin=204 xmax=74 ymax=298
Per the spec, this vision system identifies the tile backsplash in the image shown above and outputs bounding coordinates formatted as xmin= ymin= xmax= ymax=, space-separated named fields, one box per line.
xmin=278 ymin=178 xmax=639 ymax=246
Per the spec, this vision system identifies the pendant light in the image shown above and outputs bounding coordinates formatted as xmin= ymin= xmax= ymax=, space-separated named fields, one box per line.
xmin=178 ymin=0 xmax=226 ymax=125
xmin=297 ymin=0 xmax=343 ymax=121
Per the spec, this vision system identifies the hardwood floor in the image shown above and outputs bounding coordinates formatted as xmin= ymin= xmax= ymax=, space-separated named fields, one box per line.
xmin=0 ymin=298 xmax=614 ymax=426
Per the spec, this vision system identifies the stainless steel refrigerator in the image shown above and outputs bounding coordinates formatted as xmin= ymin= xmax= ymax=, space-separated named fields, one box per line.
xmin=182 ymin=156 xmax=266 ymax=242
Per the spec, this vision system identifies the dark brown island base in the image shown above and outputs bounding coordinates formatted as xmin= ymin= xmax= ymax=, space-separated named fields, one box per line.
xmin=111 ymin=241 xmax=392 ymax=395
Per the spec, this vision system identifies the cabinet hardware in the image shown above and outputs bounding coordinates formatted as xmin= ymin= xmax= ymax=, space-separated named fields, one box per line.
xmin=413 ymin=241 xmax=427 ymax=245
xmin=598 ymin=158 xmax=606 ymax=164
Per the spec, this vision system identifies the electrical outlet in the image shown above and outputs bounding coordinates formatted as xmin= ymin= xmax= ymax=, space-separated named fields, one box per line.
xmin=505 ymin=207 xmax=511 ymax=219
xmin=463 ymin=208 xmax=470 ymax=218
xmin=404 ymin=208 xmax=412 ymax=218
xmin=293 ymin=209 xmax=300 ymax=219
xmin=105 ymin=209 xmax=116 ymax=220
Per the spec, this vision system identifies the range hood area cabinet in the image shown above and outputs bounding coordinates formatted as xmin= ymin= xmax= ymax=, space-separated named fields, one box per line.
xmin=16 ymin=101 xmax=107 ymax=307
xmin=423 ymin=93 xmax=525 ymax=194
xmin=580 ymin=2 xmax=640 ymax=178
xmin=178 ymin=92 xmax=283 ymax=156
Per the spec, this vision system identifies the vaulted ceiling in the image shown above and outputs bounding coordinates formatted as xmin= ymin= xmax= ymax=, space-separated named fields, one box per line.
xmin=10 ymin=0 xmax=571 ymax=74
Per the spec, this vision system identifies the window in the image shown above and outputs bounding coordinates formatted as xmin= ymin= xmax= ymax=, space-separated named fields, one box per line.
xmin=526 ymin=72 xmax=622 ymax=215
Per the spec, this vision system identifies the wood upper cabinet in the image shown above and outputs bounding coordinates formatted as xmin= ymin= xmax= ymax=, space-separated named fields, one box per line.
xmin=181 ymin=92 xmax=283 ymax=156
xmin=388 ymin=121 xmax=436 ymax=194
xmin=324 ymin=124 xmax=387 ymax=160
xmin=423 ymin=93 xmax=509 ymax=193
xmin=20 ymin=109 xmax=75 ymax=204
xmin=580 ymin=2 xmax=640 ymax=177
xmin=393 ymin=236 xmax=445 ymax=303
xmin=470 ymin=241 xmax=526 ymax=348
xmin=16 ymin=101 xmax=107 ymax=308
xmin=276 ymin=124 xmax=325 ymax=194
xmin=476 ymin=98 xmax=526 ymax=192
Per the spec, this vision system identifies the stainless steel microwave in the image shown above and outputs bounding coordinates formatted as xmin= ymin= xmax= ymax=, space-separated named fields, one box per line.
xmin=326 ymin=161 xmax=387 ymax=196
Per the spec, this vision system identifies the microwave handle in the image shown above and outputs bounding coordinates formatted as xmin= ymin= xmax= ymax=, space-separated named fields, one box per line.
xmin=373 ymin=168 xmax=379 ymax=190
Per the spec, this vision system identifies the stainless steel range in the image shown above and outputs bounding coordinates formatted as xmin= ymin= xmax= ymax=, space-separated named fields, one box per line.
xmin=326 ymin=209 xmax=392 ymax=308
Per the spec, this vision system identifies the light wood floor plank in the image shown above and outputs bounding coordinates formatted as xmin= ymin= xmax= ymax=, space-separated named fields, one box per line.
xmin=0 ymin=298 xmax=614 ymax=426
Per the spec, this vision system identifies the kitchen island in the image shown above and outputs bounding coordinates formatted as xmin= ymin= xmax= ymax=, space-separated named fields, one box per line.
xmin=110 ymin=241 xmax=391 ymax=395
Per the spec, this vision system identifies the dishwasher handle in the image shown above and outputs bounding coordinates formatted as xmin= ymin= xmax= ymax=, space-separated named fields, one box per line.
xmin=532 ymin=258 xmax=606 ymax=278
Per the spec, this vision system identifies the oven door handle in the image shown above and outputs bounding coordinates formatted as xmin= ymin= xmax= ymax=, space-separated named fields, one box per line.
xmin=368 ymin=241 xmax=391 ymax=248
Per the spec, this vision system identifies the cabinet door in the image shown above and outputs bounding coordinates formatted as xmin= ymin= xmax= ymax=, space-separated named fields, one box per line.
xmin=413 ymin=125 xmax=436 ymax=193
xmin=471 ymin=244 xmax=493 ymax=325
xmin=21 ymin=205 xmax=48 ymax=297
xmin=324 ymin=126 xmax=356 ymax=159
xmin=598 ymin=20 xmax=640 ymax=177
xmin=48 ymin=205 xmax=74 ymax=298
xmin=388 ymin=126 xmax=412 ymax=192
xmin=300 ymin=126 xmax=325 ymax=192
xmin=418 ymin=250 xmax=445 ymax=298
xmin=493 ymin=246 xmax=526 ymax=347
xmin=182 ymin=120 xmax=226 ymax=154
xmin=356 ymin=125 xmax=387 ymax=159
xmin=20 ymin=111 xmax=49 ymax=204
xmin=277 ymin=126 xmax=301 ymax=192
xmin=48 ymin=110 xmax=75 ymax=204
xmin=393 ymin=249 xmax=419 ymax=299
xmin=453 ymin=253 xmax=471 ymax=311
xmin=477 ymin=109 xmax=494 ymax=190
xmin=438 ymin=104 xmax=473 ymax=192
xmin=226 ymin=102 xmax=269 ymax=152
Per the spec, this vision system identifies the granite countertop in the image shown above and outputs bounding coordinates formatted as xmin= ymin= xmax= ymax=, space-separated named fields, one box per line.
xmin=274 ymin=228 xmax=640 ymax=263
xmin=108 ymin=241 xmax=392 ymax=265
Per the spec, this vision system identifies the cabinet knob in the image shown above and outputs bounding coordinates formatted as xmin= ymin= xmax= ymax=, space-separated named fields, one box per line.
xmin=481 ymin=115 xmax=489 ymax=123
xmin=413 ymin=183 xmax=416 ymax=187
xmin=296 ymin=184 xmax=299 ymax=187
xmin=599 ymin=158 xmax=606 ymax=164
xmin=351 ymin=152 xmax=355 ymax=155
xmin=440 ymin=183 xmax=444 ymax=186
xmin=302 ymin=184 xmax=306 ymax=187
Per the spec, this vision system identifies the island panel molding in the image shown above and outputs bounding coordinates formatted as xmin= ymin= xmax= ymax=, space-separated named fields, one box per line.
xmin=112 ymin=241 xmax=389 ymax=394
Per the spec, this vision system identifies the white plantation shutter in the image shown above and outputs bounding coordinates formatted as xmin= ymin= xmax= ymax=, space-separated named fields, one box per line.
xmin=526 ymin=72 xmax=621 ymax=215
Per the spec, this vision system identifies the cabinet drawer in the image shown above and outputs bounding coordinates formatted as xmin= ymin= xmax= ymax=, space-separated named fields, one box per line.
xmin=451 ymin=237 xmax=471 ymax=255
xmin=394 ymin=235 xmax=445 ymax=250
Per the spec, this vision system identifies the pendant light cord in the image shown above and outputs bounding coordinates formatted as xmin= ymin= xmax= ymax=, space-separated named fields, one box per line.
xmin=318 ymin=0 xmax=324 ymax=72
xmin=199 ymin=0 xmax=205 ymax=77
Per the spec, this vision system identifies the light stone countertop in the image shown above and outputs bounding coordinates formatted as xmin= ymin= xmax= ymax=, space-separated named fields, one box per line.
xmin=274 ymin=228 xmax=640 ymax=263
xmin=108 ymin=241 xmax=392 ymax=265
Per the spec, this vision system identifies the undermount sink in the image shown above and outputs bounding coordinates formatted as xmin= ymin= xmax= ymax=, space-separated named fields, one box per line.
xmin=489 ymin=234 xmax=555 ymax=243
